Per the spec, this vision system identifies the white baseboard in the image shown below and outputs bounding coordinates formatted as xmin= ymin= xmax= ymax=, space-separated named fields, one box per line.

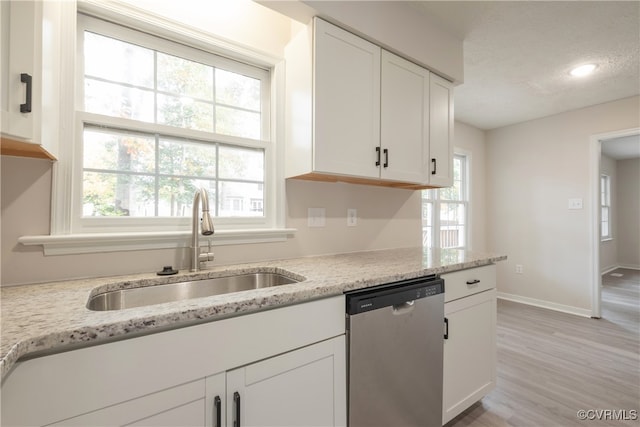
xmin=497 ymin=292 xmax=592 ymax=318
xmin=601 ymin=265 xmax=619 ymax=275
xmin=618 ymin=264 xmax=640 ymax=271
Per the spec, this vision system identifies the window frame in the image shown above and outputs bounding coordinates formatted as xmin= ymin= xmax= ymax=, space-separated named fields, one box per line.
xmin=37 ymin=2 xmax=293 ymax=255
xmin=600 ymin=174 xmax=612 ymax=241
xmin=422 ymin=152 xmax=470 ymax=250
xmin=74 ymin=13 xmax=273 ymax=234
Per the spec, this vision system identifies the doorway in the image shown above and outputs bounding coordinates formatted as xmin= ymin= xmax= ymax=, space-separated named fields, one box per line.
xmin=590 ymin=128 xmax=640 ymax=318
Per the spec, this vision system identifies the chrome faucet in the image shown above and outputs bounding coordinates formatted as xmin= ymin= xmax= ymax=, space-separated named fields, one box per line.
xmin=191 ymin=188 xmax=215 ymax=272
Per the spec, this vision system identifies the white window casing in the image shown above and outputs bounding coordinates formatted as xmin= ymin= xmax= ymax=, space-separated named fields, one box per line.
xmin=600 ymin=174 xmax=612 ymax=241
xmin=20 ymin=1 xmax=294 ymax=255
xmin=422 ymin=151 xmax=470 ymax=250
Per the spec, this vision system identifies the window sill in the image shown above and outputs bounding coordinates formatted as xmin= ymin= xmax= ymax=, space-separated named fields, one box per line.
xmin=18 ymin=228 xmax=297 ymax=256
xmin=601 ymin=237 xmax=614 ymax=243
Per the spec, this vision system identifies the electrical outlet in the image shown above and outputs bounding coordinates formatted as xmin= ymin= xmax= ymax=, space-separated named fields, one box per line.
xmin=515 ymin=264 xmax=524 ymax=274
xmin=568 ymin=198 xmax=583 ymax=210
xmin=347 ymin=209 xmax=357 ymax=227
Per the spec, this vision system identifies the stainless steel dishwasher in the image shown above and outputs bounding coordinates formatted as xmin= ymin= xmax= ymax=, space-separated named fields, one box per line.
xmin=346 ymin=275 xmax=444 ymax=427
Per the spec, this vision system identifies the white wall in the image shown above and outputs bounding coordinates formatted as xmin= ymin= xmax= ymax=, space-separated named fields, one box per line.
xmin=0 ymin=156 xmax=422 ymax=285
xmin=1 ymin=119 xmax=489 ymax=286
xmin=600 ymin=154 xmax=618 ymax=273
xmin=617 ymin=158 xmax=640 ymax=269
xmin=258 ymin=0 xmax=464 ymax=83
xmin=116 ymin=0 xmax=294 ymax=59
xmin=486 ymin=96 xmax=640 ymax=314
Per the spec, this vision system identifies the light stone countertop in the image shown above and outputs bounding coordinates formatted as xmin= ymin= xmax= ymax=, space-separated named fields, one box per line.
xmin=0 ymin=247 xmax=506 ymax=381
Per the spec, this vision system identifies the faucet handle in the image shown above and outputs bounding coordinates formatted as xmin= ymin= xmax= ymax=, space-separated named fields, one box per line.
xmin=199 ymin=239 xmax=215 ymax=263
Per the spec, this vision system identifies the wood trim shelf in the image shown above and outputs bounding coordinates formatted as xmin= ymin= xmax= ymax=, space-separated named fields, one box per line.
xmin=287 ymin=172 xmax=438 ymax=190
xmin=0 ymin=137 xmax=56 ymax=161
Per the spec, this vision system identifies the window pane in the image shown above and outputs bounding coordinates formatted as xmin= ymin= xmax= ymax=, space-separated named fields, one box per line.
xmin=85 ymin=79 xmax=155 ymax=121
xmin=157 ymin=52 xmax=213 ymax=100
xmin=440 ymin=156 xmax=464 ymax=201
xmin=78 ymin=18 xmax=271 ymax=228
xmin=84 ymin=127 xmax=155 ymax=173
xmin=422 ymin=201 xmax=433 ymax=248
xmin=440 ymin=202 xmax=465 ymax=248
xmin=158 ymin=177 xmax=216 ymax=217
xmin=218 ymin=146 xmax=264 ymax=181
xmin=83 ymin=172 xmax=155 ymax=217
xmin=157 ymin=94 xmax=214 ymax=132
xmin=159 ymin=138 xmax=217 ymax=178
xmin=216 ymin=68 xmax=260 ymax=111
xmin=84 ymin=32 xmax=153 ymax=88
xmin=440 ymin=181 xmax=461 ymax=201
xmin=216 ymin=106 xmax=261 ymax=139
xmin=218 ymin=181 xmax=264 ymax=217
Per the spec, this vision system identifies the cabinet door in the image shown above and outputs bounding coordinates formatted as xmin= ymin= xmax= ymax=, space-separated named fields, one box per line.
xmin=226 ymin=336 xmax=346 ymax=427
xmin=1 ymin=0 xmax=37 ymax=140
xmin=443 ymin=289 xmax=497 ymax=425
xmin=313 ymin=18 xmax=380 ymax=179
xmin=380 ymin=50 xmax=430 ymax=184
xmin=205 ymin=372 xmax=226 ymax=427
xmin=429 ymin=73 xmax=454 ymax=187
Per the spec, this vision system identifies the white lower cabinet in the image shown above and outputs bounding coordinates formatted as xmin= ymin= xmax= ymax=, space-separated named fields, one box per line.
xmin=207 ymin=337 xmax=346 ymax=427
xmin=442 ymin=266 xmax=497 ymax=425
xmin=58 ymin=379 xmax=206 ymax=426
xmin=1 ymin=296 xmax=346 ymax=427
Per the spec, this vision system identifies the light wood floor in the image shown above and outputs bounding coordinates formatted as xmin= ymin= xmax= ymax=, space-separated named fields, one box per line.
xmin=447 ymin=268 xmax=640 ymax=427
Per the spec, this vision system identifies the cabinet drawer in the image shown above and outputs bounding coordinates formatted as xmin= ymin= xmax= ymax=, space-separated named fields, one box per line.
xmin=54 ymin=379 xmax=205 ymax=426
xmin=442 ymin=264 xmax=496 ymax=302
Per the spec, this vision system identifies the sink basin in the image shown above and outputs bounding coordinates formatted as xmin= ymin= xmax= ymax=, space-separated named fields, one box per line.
xmin=87 ymin=272 xmax=300 ymax=311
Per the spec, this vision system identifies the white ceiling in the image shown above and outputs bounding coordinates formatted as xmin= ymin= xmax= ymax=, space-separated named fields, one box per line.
xmin=412 ymin=1 xmax=640 ymax=131
xmin=601 ymin=134 xmax=640 ymax=160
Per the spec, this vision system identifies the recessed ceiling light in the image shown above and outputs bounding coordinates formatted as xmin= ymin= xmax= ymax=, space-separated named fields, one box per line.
xmin=570 ymin=64 xmax=597 ymax=77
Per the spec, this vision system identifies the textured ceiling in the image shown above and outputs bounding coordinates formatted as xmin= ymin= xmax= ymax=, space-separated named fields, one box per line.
xmin=602 ymin=134 xmax=640 ymax=160
xmin=412 ymin=1 xmax=640 ymax=131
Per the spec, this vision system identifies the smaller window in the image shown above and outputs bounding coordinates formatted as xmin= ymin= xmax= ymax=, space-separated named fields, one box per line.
xmin=601 ymin=174 xmax=611 ymax=240
xmin=422 ymin=154 xmax=469 ymax=249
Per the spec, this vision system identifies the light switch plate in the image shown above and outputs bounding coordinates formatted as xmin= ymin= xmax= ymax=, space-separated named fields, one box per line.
xmin=308 ymin=208 xmax=326 ymax=227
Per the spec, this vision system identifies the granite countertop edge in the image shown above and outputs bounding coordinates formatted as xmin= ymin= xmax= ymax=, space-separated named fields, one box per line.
xmin=1 ymin=247 xmax=507 ymax=381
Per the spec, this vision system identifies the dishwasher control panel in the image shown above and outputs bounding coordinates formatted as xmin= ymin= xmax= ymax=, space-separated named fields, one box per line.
xmin=345 ymin=275 xmax=444 ymax=315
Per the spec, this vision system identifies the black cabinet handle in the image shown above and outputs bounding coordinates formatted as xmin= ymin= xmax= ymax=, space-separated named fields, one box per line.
xmin=466 ymin=279 xmax=480 ymax=285
xmin=375 ymin=147 xmax=381 ymax=166
xmin=213 ymin=396 xmax=221 ymax=427
xmin=383 ymin=148 xmax=389 ymax=168
xmin=431 ymin=158 xmax=437 ymax=175
xmin=444 ymin=317 xmax=449 ymax=340
xmin=20 ymin=73 xmax=32 ymax=113
xmin=233 ymin=391 xmax=241 ymax=427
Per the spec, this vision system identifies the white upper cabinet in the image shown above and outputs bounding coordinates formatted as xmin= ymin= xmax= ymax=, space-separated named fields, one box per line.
xmin=285 ymin=17 xmax=454 ymax=189
xmin=429 ymin=73 xmax=454 ymax=187
xmin=380 ymin=50 xmax=430 ymax=183
xmin=0 ymin=0 xmax=60 ymax=160
xmin=1 ymin=0 xmax=38 ymax=141
xmin=314 ymin=18 xmax=381 ymax=179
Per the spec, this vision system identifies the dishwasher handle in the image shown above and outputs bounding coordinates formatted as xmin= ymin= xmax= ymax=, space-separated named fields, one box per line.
xmin=392 ymin=300 xmax=415 ymax=315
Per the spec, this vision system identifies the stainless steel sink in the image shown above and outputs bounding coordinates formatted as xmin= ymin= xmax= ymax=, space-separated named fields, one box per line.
xmin=87 ymin=272 xmax=300 ymax=311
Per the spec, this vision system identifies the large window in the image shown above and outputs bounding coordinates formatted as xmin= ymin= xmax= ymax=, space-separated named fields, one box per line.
xmin=422 ymin=154 xmax=469 ymax=249
xmin=75 ymin=15 xmax=271 ymax=232
xmin=601 ymin=174 xmax=611 ymax=240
